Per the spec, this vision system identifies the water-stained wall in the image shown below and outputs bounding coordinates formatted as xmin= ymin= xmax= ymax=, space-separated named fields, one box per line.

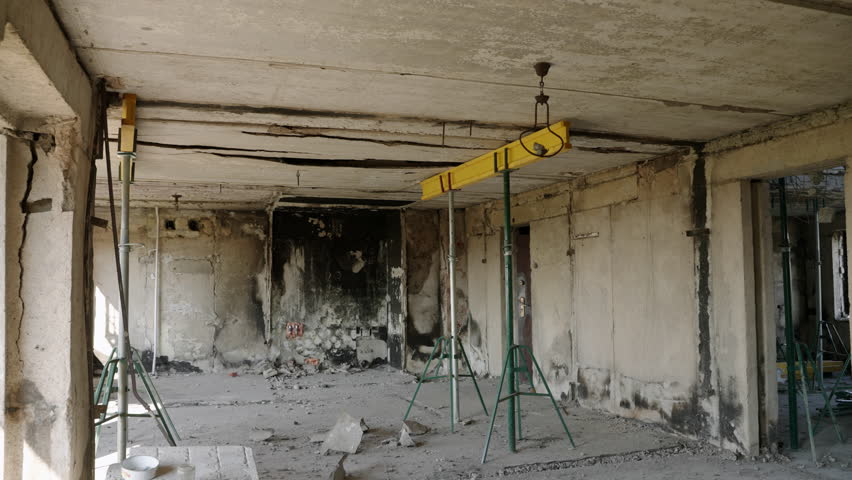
xmin=270 ymin=209 xmax=402 ymax=367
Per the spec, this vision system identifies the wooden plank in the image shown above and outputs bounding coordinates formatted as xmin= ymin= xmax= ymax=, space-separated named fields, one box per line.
xmin=105 ymin=446 xmax=258 ymax=480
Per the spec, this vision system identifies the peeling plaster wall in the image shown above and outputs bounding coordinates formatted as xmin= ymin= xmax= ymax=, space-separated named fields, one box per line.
xmin=93 ymin=208 xmax=269 ymax=370
xmin=464 ymin=158 xmax=727 ymax=448
xmin=269 ymin=209 xmax=401 ymax=367
xmin=2 ymin=125 xmax=94 ymax=480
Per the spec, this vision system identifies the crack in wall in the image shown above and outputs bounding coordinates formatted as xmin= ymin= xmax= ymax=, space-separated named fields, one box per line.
xmin=209 ymin=218 xmax=221 ymax=359
xmin=14 ymin=135 xmax=40 ymax=360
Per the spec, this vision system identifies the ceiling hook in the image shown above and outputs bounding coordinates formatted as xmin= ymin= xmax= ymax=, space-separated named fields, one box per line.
xmin=519 ymin=62 xmax=565 ymax=158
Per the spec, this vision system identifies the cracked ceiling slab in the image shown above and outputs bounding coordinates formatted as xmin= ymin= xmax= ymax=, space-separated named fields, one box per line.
xmin=53 ymin=0 xmax=852 ymax=208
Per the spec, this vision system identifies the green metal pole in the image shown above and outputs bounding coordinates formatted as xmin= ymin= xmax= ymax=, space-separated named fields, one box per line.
xmin=502 ymin=148 xmax=516 ymax=452
xmin=779 ymin=177 xmax=798 ymax=450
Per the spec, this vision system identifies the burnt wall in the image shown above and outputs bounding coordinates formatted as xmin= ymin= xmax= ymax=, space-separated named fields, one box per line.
xmin=270 ymin=209 xmax=402 ymax=367
xmin=403 ymin=210 xmax=443 ymax=372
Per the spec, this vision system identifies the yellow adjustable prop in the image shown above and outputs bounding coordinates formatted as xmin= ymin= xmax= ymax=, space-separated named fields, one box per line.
xmin=420 ymin=120 xmax=570 ymax=200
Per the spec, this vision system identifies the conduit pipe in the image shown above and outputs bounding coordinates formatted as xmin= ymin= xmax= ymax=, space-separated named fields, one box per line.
xmin=152 ymin=206 xmax=160 ymax=375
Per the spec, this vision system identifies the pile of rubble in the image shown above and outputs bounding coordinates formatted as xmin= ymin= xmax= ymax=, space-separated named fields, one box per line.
xmin=233 ymin=358 xmax=365 ymax=380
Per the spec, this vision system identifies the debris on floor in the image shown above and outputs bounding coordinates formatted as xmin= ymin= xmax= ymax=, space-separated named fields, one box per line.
xmin=328 ymin=454 xmax=348 ymax=480
xmin=398 ymin=428 xmax=416 ymax=447
xmin=320 ymin=412 xmax=364 ymax=455
xmin=248 ymin=428 xmax=274 ymax=442
xmin=402 ymin=419 xmax=430 ymax=436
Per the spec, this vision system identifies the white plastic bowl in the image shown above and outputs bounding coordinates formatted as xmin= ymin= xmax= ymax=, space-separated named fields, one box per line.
xmin=121 ymin=455 xmax=159 ymax=480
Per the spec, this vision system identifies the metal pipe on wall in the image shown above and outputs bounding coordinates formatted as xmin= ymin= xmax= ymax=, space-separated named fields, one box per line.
xmin=152 ymin=206 xmax=160 ymax=375
xmin=448 ymin=189 xmax=460 ymax=424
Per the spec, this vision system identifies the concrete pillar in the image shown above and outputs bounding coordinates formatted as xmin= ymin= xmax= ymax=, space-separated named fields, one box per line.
xmin=845 ymin=165 xmax=852 ymax=352
xmin=1 ymin=128 xmax=94 ymax=480
xmin=0 ymin=1 xmax=97 ymax=477
xmin=750 ymin=181 xmax=779 ymax=448
xmin=709 ymin=180 xmax=760 ymax=455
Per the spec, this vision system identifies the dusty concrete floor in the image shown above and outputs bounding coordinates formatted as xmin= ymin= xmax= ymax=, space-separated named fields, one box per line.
xmin=96 ymin=367 xmax=852 ymax=479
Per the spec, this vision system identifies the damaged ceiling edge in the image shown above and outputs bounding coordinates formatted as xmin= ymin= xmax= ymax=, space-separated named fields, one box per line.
xmin=106 ymin=100 xmax=694 ymax=147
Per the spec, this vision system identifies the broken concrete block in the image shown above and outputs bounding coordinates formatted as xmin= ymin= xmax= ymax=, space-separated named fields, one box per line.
xmin=321 ymin=412 xmax=363 ymax=455
xmin=249 ymin=428 xmax=274 ymax=442
xmin=398 ymin=428 xmax=416 ymax=447
xmin=263 ymin=368 xmax=279 ymax=379
xmin=328 ymin=454 xmax=347 ymax=480
xmin=402 ymin=420 xmax=430 ymax=436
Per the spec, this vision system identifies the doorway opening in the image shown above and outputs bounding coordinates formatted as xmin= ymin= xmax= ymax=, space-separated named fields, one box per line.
xmin=514 ymin=225 xmax=533 ymax=383
xmin=762 ymin=167 xmax=851 ymax=455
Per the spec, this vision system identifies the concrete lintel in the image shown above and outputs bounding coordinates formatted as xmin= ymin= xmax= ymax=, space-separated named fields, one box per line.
xmin=1 ymin=0 xmax=95 ymax=140
xmin=706 ymin=103 xmax=852 ymax=183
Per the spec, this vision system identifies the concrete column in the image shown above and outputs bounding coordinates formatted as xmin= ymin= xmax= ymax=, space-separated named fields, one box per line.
xmin=750 ymin=181 xmax=779 ymax=448
xmin=1 ymin=128 xmax=94 ymax=480
xmin=709 ymin=180 xmax=760 ymax=455
xmin=845 ymin=164 xmax=852 ymax=352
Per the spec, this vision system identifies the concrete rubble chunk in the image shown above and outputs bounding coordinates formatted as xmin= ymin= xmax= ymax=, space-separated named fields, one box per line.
xmin=402 ymin=420 xmax=430 ymax=436
xmin=398 ymin=428 xmax=416 ymax=447
xmin=249 ymin=428 xmax=274 ymax=442
xmin=320 ymin=412 xmax=364 ymax=455
xmin=263 ymin=368 xmax=279 ymax=379
xmin=328 ymin=454 xmax=348 ymax=480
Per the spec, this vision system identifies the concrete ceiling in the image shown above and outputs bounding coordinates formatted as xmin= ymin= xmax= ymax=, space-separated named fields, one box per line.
xmin=51 ymin=0 xmax=852 ymax=209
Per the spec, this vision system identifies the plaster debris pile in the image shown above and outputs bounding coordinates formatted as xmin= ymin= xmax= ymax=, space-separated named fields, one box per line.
xmin=237 ymin=357 xmax=367 ymax=382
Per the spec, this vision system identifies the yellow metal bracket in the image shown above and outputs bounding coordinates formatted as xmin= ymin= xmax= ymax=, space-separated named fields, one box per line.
xmin=420 ymin=121 xmax=570 ymax=200
xmin=118 ymin=94 xmax=137 ymax=154
xmin=118 ymin=94 xmax=138 ymax=182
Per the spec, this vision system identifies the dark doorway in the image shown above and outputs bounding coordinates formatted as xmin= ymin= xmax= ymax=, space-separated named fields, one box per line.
xmin=514 ymin=225 xmax=533 ymax=383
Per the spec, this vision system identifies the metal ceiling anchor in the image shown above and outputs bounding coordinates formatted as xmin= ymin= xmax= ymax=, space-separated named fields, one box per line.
xmin=518 ymin=62 xmax=565 ymax=158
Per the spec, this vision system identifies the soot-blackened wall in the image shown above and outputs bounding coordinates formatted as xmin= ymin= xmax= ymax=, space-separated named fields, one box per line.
xmin=270 ymin=209 xmax=403 ymax=367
